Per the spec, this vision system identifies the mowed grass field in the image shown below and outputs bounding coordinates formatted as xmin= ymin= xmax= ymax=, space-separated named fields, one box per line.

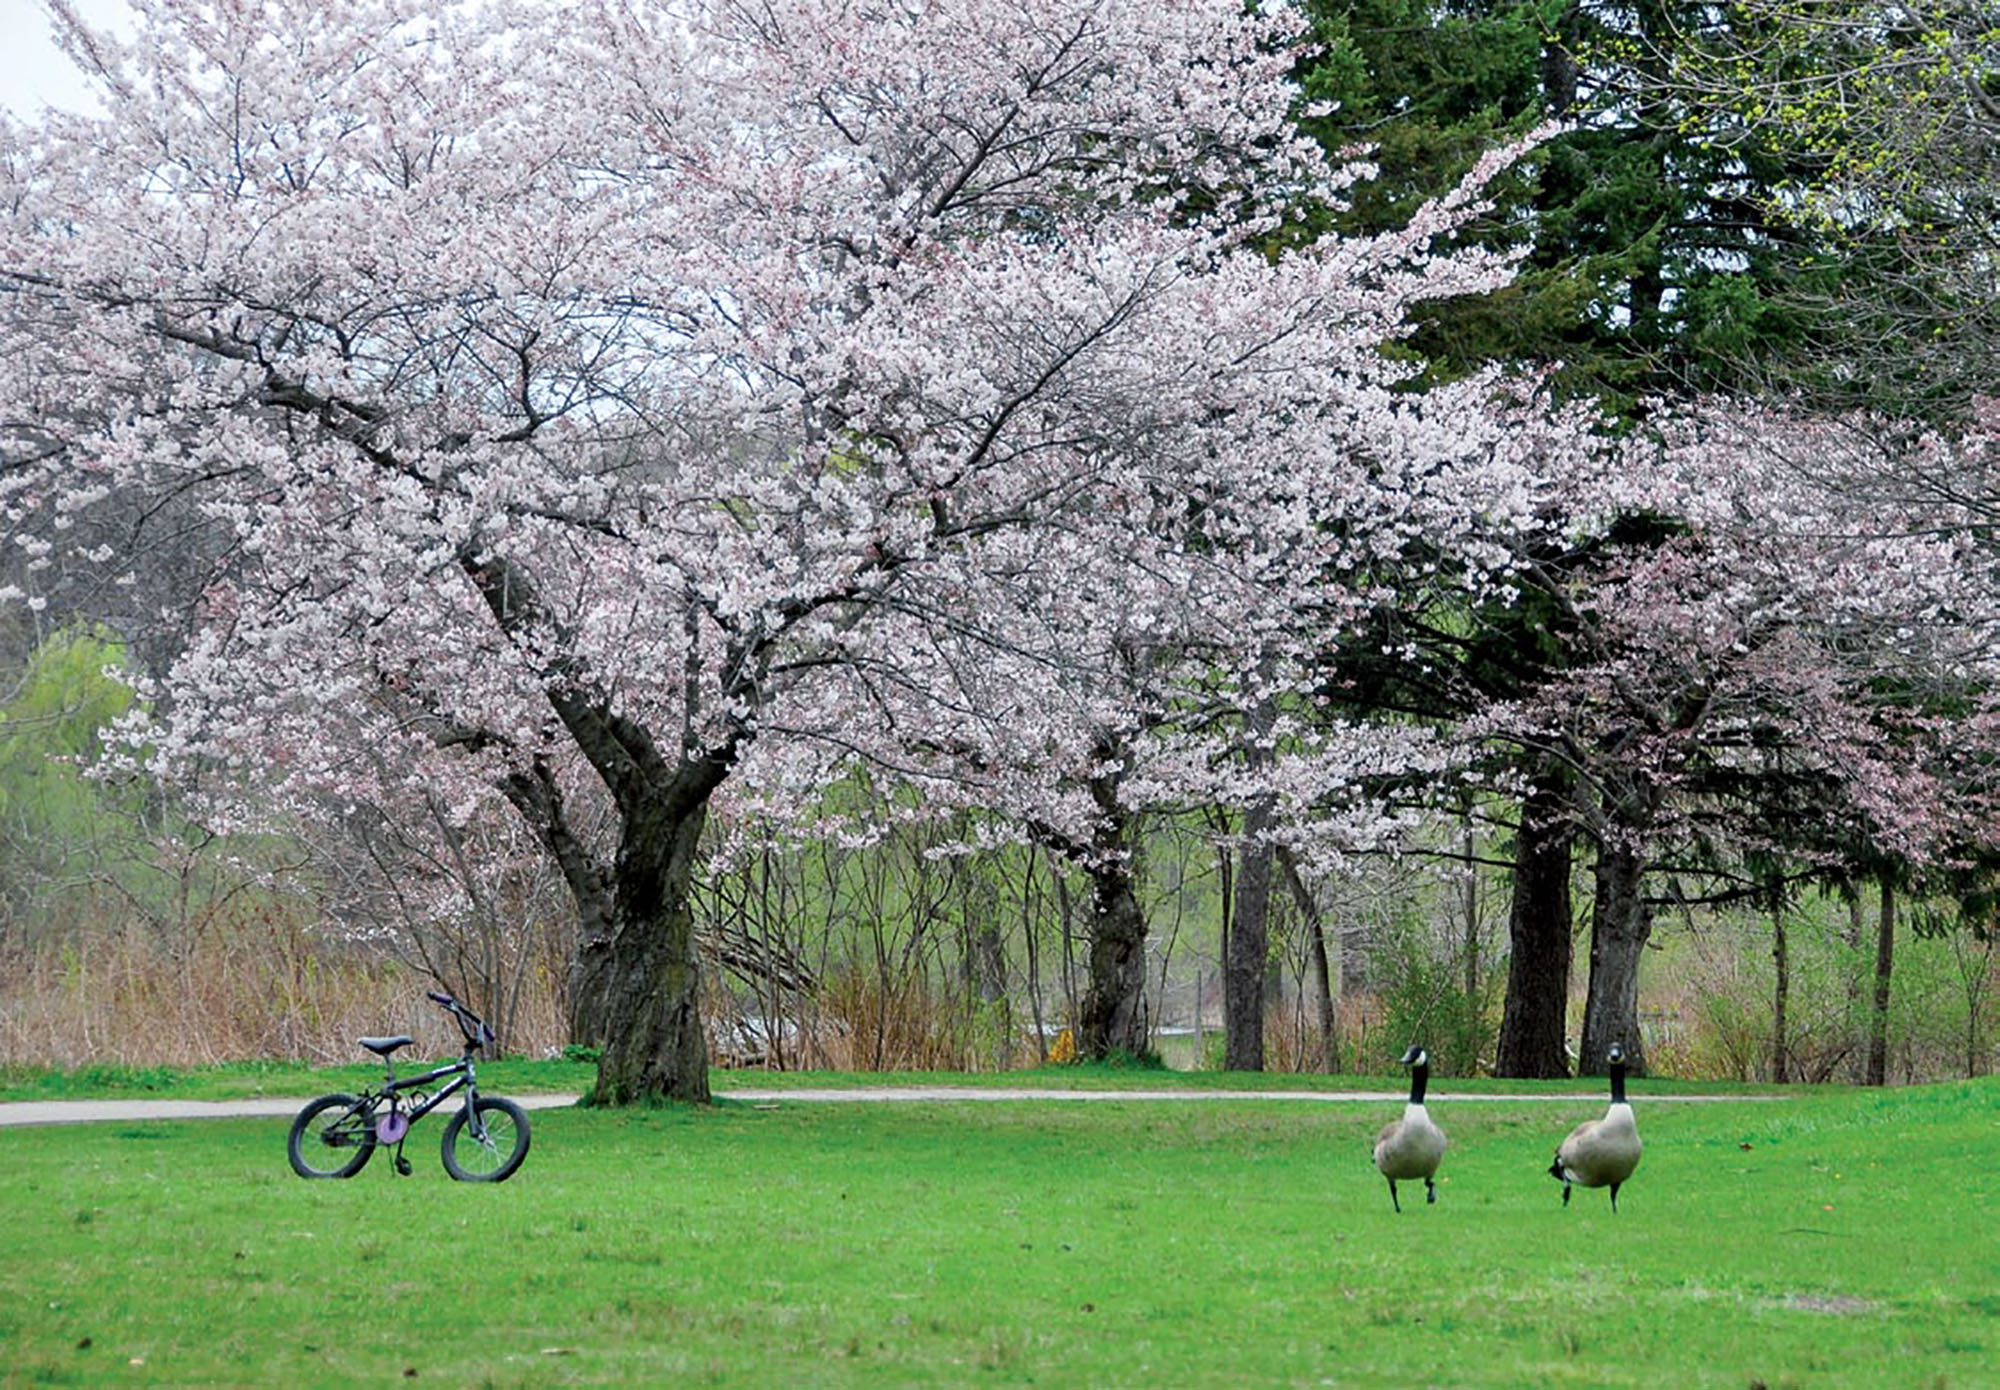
xmin=1 ymin=1078 xmax=1994 ymax=1387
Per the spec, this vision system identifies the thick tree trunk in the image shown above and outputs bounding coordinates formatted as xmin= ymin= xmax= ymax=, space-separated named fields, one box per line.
xmin=570 ymin=797 xmax=713 ymax=1105
xmin=469 ymin=551 xmax=723 ymax=1105
xmin=1461 ymin=808 xmax=1480 ymax=1003
xmin=966 ymin=873 xmax=1010 ymax=1070
xmin=1052 ymin=740 xmax=1154 ymax=1061
xmin=1307 ymin=916 xmax=1337 ymax=1074
xmin=1077 ymin=852 xmax=1150 ymax=1059
xmin=1772 ymin=907 xmax=1790 ymax=1084
xmin=1579 ymin=837 xmax=1651 ymax=1075
xmin=1541 ymin=1 xmax=1582 ymax=116
xmin=1866 ymin=878 xmax=1896 ymax=1086
xmin=1845 ymin=892 xmax=1867 ymax=1082
xmin=1224 ymin=693 xmax=1278 ymax=1072
xmin=1494 ymin=772 xmax=1574 ymax=1078
xmin=1278 ymin=848 xmax=1339 ymax=1074
xmin=971 ymin=921 xmax=1008 ymax=1008
xmin=1224 ymin=808 xmax=1276 ymax=1071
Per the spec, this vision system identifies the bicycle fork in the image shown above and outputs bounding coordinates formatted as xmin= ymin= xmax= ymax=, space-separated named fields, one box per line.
xmin=461 ymin=1085 xmax=493 ymax=1149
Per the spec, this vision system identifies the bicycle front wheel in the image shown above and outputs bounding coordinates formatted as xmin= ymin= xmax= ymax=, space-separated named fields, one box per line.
xmin=288 ymin=1093 xmax=377 ymax=1179
xmin=440 ymin=1096 xmax=530 ymax=1182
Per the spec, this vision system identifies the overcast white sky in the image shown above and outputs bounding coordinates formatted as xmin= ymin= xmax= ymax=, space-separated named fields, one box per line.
xmin=1 ymin=0 xmax=133 ymax=116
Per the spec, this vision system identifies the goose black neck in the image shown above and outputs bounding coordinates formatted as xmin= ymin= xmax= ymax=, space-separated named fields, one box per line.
xmin=1608 ymin=1061 xmax=1627 ymax=1106
xmin=1408 ymin=1061 xmax=1429 ymax=1105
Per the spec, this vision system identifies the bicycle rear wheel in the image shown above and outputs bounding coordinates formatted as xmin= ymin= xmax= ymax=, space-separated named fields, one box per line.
xmin=288 ymin=1093 xmax=377 ymax=1179
xmin=440 ymin=1096 xmax=530 ymax=1182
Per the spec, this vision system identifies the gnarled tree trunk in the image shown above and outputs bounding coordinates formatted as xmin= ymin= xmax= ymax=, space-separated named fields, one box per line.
xmin=569 ymin=796 xmax=713 ymax=1104
xmin=1070 ymin=739 xmax=1151 ymax=1060
xmin=1223 ymin=694 xmax=1279 ymax=1072
xmin=1224 ymin=800 xmax=1277 ymax=1071
xmin=1866 ymin=877 xmax=1896 ymax=1086
xmin=1077 ymin=851 xmax=1151 ymax=1058
xmin=1494 ymin=769 xmax=1575 ymax=1078
xmin=471 ymin=550 xmax=726 ymax=1105
xmin=1579 ymin=836 xmax=1651 ymax=1075
xmin=1771 ymin=905 xmax=1790 ymax=1084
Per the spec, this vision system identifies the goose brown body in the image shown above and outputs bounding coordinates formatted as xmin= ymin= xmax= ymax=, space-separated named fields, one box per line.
xmin=1373 ymin=1046 xmax=1446 ymax=1211
xmin=1550 ymin=1043 xmax=1641 ymax=1210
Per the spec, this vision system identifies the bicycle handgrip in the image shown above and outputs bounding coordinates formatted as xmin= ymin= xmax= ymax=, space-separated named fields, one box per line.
xmin=428 ymin=991 xmax=456 ymax=1007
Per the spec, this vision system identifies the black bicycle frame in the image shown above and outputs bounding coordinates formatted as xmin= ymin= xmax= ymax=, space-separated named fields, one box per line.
xmin=345 ymin=1051 xmax=486 ymax=1138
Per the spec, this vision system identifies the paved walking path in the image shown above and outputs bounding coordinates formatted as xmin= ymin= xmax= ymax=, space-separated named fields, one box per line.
xmin=0 ymin=1086 xmax=1778 ymax=1128
xmin=730 ymin=1087 xmax=1775 ymax=1105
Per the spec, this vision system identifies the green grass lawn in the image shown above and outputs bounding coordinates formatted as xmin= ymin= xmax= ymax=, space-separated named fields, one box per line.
xmin=2 ymin=1080 xmax=1994 ymax=1386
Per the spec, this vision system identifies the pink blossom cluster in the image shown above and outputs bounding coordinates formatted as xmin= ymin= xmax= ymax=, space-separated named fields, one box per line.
xmin=0 ymin=0 xmax=1578 ymax=896
xmin=4 ymin=0 xmax=1990 ymax=946
xmin=1466 ymin=401 xmax=2000 ymax=870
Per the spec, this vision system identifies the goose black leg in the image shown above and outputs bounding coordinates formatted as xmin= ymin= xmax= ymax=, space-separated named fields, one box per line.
xmin=1387 ymin=1178 xmax=1401 ymax=1213
xmin=1609 ymin=1182 xmax=1621 ymax=1213
xmin=1561 ymin=1182 xmax=1572 ymax=1207
xmin=1425 ymin=1177 xmax=1436 ymax=1205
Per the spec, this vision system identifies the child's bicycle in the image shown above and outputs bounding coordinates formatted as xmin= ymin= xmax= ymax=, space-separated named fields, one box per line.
xmin=287 ymin=992 xmax=530 ymax=1182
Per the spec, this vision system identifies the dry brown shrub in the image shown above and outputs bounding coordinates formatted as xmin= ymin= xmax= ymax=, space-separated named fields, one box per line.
xmin=705 ymin=965 xmax=1041 ymax=1073
xmin=0 ymin=900 xmax=567 ymax=1066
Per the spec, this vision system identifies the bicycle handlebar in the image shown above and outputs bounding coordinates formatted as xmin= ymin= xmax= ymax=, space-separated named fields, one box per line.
xmin=428 ymin=991 xmax=496 ymax=1049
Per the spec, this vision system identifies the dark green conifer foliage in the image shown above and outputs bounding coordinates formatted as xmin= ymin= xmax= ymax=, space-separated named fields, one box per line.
xmin=1281 ymin=1 xmax=1890 ymax=1074
xmin=1294 ymin=0 xmax=1826 ymax=405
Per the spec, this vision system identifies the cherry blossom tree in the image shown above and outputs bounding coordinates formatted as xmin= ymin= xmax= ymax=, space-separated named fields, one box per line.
xmin=703 ymin=480 xmax=1436 ymax=1062
xmin=1 ymin=0 xmax=1562 ymax=1101
xmin=824 ymin=634 xmax=1444 ymax=1065
xmin=1284 ymin=390 xmax=1626 ymax=1079
xmin=720 ymin=353 xmax=1587 ymax=1064
xmin=1471 ymin=403 xmax=2000 ymax=1073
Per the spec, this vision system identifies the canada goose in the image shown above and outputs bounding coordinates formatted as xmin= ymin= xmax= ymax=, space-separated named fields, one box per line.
xmin=1373 ymin=1045 xmax=1447 ymax=1212
xmin=1550 ymin=1042 xmax=1642 ymax=1211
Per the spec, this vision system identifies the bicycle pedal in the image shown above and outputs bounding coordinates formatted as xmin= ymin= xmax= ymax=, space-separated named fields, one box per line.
xmin=394 ymin=1155 xmax=413 ymax=1177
